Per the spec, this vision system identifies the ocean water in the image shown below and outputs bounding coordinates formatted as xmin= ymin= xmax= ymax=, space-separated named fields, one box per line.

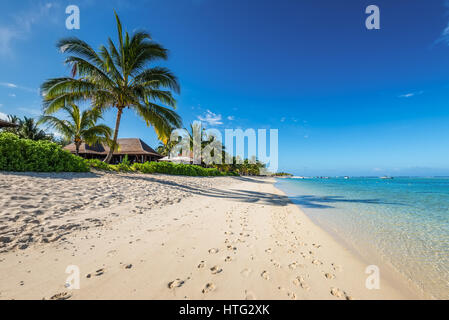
xmin=276 ymin=177 xmax=449 ymax=299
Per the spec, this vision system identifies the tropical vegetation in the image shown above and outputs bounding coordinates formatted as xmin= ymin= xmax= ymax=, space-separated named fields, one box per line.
xmin=0 ymin=132 xmax=89 ymax=172
xmin=38 ymin=104 xmax=112 ymax=156
xmin=2 ymin=115 xmax=50 ymax=141
xmin=41 ymin=12 xmax=182 ymax=163
xmin=0 ymin=11 xmax=270 ymax=176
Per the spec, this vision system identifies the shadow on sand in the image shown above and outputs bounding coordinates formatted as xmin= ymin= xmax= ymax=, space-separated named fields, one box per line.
xmin=287 ymin=195 xmax=404 ymax=209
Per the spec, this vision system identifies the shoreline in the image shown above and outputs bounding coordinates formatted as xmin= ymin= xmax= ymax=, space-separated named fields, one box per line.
xmin=0 ymin=172 xmax=423 ymax=299
xmin=274 ymin=178 xmax=434 ymax=300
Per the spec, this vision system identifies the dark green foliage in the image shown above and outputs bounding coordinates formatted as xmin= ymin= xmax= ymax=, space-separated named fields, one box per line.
xmin=273 ymin=172 xmax=293 ymax=176
xmin=132 ymin=161 xmax=232 ymax=177
xmin=116 ymin=155 xmax=134 ymax=172
xmin=84 ymin=159 xmax=116 ymax=171
xmin=0 ymin=132 xmax=89 ymax=172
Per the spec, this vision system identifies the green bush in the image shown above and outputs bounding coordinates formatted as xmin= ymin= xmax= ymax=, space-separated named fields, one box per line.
xmin=131 ymin=161 xmax=234 ymax=177
xmin=85 ymin=157 xmax=134 ymax=173
xmin=84 ymin=159 xmax=116 ymax=171
xmin=0 ymin=132 xmax=89 ymax=172
xmin=116 ymin=155 xmax=134 ymax=172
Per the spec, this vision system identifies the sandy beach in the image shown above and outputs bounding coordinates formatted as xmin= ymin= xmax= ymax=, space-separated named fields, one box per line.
xmin=0 ymin=172 xmax=421 ymax=300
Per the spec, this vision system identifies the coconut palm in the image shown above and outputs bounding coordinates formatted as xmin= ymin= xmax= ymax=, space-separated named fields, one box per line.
xmin=156 ymin=140 xmax=178 ymax=157
xmin=38 ymin=104 xmax=111 ymax=156
xmin=41 ymin=12 xmax=181 ymax=163
xmin=19 ymin=117 xmax=49 ymax=141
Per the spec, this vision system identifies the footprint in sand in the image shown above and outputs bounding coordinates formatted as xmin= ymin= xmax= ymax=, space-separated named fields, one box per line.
xmin=261 ymin=271 xmax=270 ymax=280
xmin=240 ymin=268 xmax=252 ymax=277
xmin=210 ymin=266 xmax=223 ymax=274
xmin=330 ymin=287 xmax=344 ymax=298
xmin=197 ymin=261 xmax=206 ymax=269
xmin=265 ymin=248 xmax=272 ymax=254
xmin=331 ymin=263 xmax=343 ymax=272
xmin=95 ymin=268 xmax=105 ymax=276
xmin=293 ymin=276 xmax=310 ymax=291
xmin=288 ymin=262 xmax=298 ymax=270
xmin=208 ymin=248 xmax=219 ymax=254
xmin=312 ymin=243 xmax=322 ymax=248
xmin=287 ymin=292 xmax=297 ymax=300
xmin=271 ymin=260 xmax=281 ymax=268
xmin=224 ymin=256 xmax=232 ymax=262
xmin=168 ymin=279 xmax=185 ymax=289
xmin=244 ymin=290 xmax=256 ymax=300
xmin=50 ymin=292 xmax=72 ymax=300
xmin=311 ymin=259 xmax=323 ymax=266
xmin=324 ymin=272 xmax=335 ymax=279
xmin=330 ymin=287 xmax=353 ymax=299
xmin=202 ymin=283 xmax=216 ymax=294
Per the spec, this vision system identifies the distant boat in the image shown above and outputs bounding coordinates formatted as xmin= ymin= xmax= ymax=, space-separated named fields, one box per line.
xmin=380 ymin=176 xmax=394 ymax=180
xmin=344 ymin=176 xmax=350 ymax=180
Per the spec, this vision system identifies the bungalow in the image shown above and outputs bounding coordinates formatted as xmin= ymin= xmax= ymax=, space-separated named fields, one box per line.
xmin=0 ymin=119 xmax=18 ymax=128
xmin=64 ymin=138 xmax=163 ymax=164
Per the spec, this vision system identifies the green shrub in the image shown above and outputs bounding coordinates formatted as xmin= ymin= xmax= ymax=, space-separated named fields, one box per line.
xmin=85 ymin=157 xmax=135 ymax=173
xmin=131 ymin=161 xmax=234 ymax=176
xmin=84 ymin=159 xmax=115 ymax=171
xmin=116 ymin=155 xmax=134 ymax=172
xmin=0 ymin=132 xmax=89 ymax=172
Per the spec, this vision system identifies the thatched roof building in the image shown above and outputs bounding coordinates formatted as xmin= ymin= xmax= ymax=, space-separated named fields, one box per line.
xmin=64 ymin=138 xmax=162 ymax=164
xmin=0 ymin=119 xmax=18 ymax=128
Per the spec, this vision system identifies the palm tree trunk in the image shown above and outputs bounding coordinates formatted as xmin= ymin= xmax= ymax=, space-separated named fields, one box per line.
xmin=75 ymin=142 xmax=81 ymax=156
xmin=104 ymin=107 xmax=123 ymax=163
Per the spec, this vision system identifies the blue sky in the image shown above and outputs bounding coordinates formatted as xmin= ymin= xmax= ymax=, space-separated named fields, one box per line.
xmin=1 ymin=0 xmax=449 ymax=176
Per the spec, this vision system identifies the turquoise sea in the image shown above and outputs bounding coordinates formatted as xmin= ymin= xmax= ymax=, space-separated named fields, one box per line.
xmin=276 ymin=177 xmax=449 ymax=299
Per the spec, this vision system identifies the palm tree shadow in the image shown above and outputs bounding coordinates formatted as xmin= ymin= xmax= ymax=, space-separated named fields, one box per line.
xmin=288 ymin=195 xmax=404 ymax=209
xmin=119 ymin=175 xmax=404 ymax=208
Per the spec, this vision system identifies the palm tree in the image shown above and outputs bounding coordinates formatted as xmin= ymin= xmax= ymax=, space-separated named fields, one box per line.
xmin=18 ymin=117 xmax=49 ymax=141
xmin=156 ymin=140 xmax=178 ymax=157
xmin=41 ymin=12 xmax=181 ymax=163
xmin=39 ymin=104 xmax=112 ymax=156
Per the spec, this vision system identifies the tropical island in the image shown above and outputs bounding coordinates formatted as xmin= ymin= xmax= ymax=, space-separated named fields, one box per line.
xmin=0 ymin=4 xmax=439 ymax=302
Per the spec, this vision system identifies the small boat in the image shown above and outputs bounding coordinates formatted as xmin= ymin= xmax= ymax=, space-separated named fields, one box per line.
xmin=380 ymin=176 xmax=394 ymax=180
xmin=344 ymin=176 xmax=350 ymax=180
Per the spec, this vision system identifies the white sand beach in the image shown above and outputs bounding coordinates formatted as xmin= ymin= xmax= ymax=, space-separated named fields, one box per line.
xmin=0 ymin=172 xmax=421 ymax=300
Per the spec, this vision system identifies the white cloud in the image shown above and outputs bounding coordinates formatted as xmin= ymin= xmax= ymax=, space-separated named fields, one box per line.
xmin=0 ymin=3 xmax=58 ymax=56
xmin=9 ymin=94 xmax=16 ymax=98
xmin=0 ymin=82 xmax=18 ymax=88
xmin=0 ymin=27 xmax=17 ymax=56
xmin=0 ymin=112 xmax=7 ymax=120
xmin=227 ymin=116 xmax=235 ymax=121
xmin=0 ymin=82 xmax=38 ymax=94
xmin=399 ymin=91 xmax=423 ymax=98
xmin=197 ymin=110 xmax=223 ymax=126
xmin=280 ymin=117 xmax=286 ymax=122
xmin=18 ymin=107 xmax=41 ymax=116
